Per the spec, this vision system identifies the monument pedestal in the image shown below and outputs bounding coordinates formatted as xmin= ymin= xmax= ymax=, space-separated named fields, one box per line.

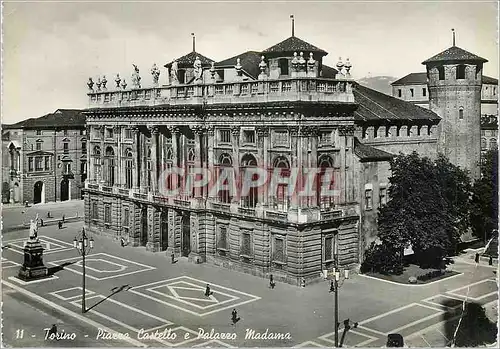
xmin=17 ymin=238 xmax=49 ymax=281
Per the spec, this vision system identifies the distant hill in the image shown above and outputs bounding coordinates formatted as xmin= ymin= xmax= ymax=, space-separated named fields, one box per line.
xmin=357 ymin=76 xmax=398 ymax=96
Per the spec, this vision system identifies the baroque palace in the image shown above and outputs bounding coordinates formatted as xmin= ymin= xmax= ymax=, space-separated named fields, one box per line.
xmin=83 ymin=30 xmax=492 ymax=284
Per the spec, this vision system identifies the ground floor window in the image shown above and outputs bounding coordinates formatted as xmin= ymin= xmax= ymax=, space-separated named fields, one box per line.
xmin=217 ymin=225 xmax=228 ymax=256
xmin=273 ymin=236 xmax=285 ymax=265
xmin=104 ymin=204 xmax=111 ymax=224
xmin=240 ymin=231 xmax=252 ymax=259
xmin=325 ymin=236 xmax=334 ymax=262
xmin=91 ymin=200 xmax=98 ymax=220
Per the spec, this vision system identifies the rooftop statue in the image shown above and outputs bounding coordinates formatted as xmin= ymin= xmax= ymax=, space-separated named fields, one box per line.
xmin=115 ymin=74 xmax=121 ymax=88
xmin=235 ymin=58 xmax=242 ymax=77
xmin=101 ymin=76 xmax=108 ymax=90
xmin=298 ymin=52 xmax=306 ymax=72
xmin=132 ymin=64 xmax=142 ymax=88
xmin=193 ymin=56 xmax=203 ymax=82
xmin=171 ymin=61 xmax=179 ymax=84
xmin=87 ymin=77 xmax=94 ymax=91
xmin=96 ymin=77 xmax=102 ymax=91
xmin=151 ymin=64 xmax=161 ymax=85
xmin=121 ymin=78 xmax=127 ymax=90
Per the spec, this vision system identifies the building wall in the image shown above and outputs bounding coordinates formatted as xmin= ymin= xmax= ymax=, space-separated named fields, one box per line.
xmin=392 ymin=83 xmax=428 ymax=104
xmin=2 ymin=129 xmax=24 ymax=204
xmin=427 ymin=63 xmax=482 ymax=179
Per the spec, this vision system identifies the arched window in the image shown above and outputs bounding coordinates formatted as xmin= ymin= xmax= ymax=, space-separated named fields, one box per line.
xmin=218 ymin=153 xmax=233 ymax=203
xmin=438 ymin=66 xmax=445 ymax=80
xmin=458 ymin=107 xmax=464 ymax=120
xmin=125 ymin=148 xmax=133 ymax=189
xmin=456 ymin=65 xmax=466 ymax=79
xmin=317 ymin=155 xmax=335 ymax=209
xmin=164 ymin=147 xmax=174 ymax=191
xmin=104 ymin=146 xmax=115 ymax=186
xmin=272 ymin=156 xmax=290 ymax=212
xmin=490 ymin=138 xmax=497 ymax=150
xmin=481 ymin=138 xmax=487 ymax=150
xmin=241 ymin=153 xmax=258 ymax=208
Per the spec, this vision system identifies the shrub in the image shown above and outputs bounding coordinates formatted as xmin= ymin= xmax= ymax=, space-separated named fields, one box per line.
xmin=361 ymin=242 xmax=404 ymax=275
xmin=417 ymin=270 xmax=445 ymax=282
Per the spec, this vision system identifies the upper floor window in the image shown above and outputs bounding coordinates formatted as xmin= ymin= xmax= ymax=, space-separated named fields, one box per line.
xmin=438 ymin=66 xmax=445 ymax=80
xmin=410 ymin=88 xmax=414 ymax=97
xmin=82 ymin=141 xmax=87 ymax=152
xmin=398 ymin=89 xmax=402 ymax=97
xmin=379 ymin=187 xmax=387 ymax=207
xmin=243 ymin=130 xmax=255 ymax=144
xmin=422 ymin=88 xmax=426 ymax=97
xmin=490 ymin=138 xmax=497 ymax=150
xmin=63 ymin=142 xmax=69 ymax=153
xmin=80 ymin=129 xmax=86 ymax=135
xmin=456 ymin=65 xmax=466 ymax=79
xmin=279 ymin=58 xmax=289 ymax=76
xmin=219 ymin=129 xmax=231 ymax=143
xmin=481 ymin=137 xmax=487 ymax=149
xmin=36 ymin=142 xmax=42 ymax=151
xmin=36 ymin=130 xmax=42 ymax=135
xmin=106 ymin=128 xmax=113 ymax=139
xmin=458 ymin=107 xmax=464 ymax=120
xmin=365 ymin=189 xmax=373 ymax=210
xmin=125 ymin=128 xmax=134 ymax=140
xmin=63 ymin=129 xmax=68 ymax=136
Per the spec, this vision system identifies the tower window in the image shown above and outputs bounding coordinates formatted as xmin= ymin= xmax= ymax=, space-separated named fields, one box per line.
xmin=458 ymin=108 xmax=464 ymax=120
xmin=398 ymin=89 xmax=402 ymax=97
xmin=422 ymin=88 xmax=426 ymax=97
xmin=410 ymin=88 xmax=414 ymax=97
xmin=438 ymin=67 xmax=445 ymax=80
xmin=456 ymin=65 xmax=466 ymax=79
xmin=279 ymin=58 xmax=289 ymax=76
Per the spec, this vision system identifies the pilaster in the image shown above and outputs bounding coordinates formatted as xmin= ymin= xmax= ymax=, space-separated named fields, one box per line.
xmin=231 ymin=126 xmax=240 ymax=204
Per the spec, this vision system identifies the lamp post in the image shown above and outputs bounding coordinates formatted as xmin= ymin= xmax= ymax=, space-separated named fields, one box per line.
xmin=73 ymin=227 xmax=94 ymax=313
xmin=332 ymin=243 xmax=349 ymax=348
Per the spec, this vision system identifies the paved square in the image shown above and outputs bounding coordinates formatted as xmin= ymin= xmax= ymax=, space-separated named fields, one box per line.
xmin=2 ymin=258 xmax=21 ymax=269
xmin=130 ymin=276 xmax=261 ymax=317
xmin=49 ymin=286 xmax=96 ymax=300
xmin=360 ymin=303 xmax=444 ymax=335
xmin=422 ymin=295 xmax=464 ymax=311
xmin=3 ymin=236 xmax=74 ymax=255
xmin=320 ymin=329 xmax=377 ymax=347
xmin=48 ymin=252 xmax=156 ymax=280
xmin=447 ymin=279 xmax=498 ymax=300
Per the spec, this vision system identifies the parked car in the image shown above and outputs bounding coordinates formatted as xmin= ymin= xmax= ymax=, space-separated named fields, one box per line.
xmin=387 ymin=333 xmax=404 ymax=347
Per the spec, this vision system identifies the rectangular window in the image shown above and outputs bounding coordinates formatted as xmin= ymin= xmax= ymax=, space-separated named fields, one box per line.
xmin=44 ymin=156 xmax=50 ymax=171
xmin=36 ymin=142 xmax=42 ymax=151
xmin=398 ymin=89 xmax=402 ymax=97
xmin=125 ymin=159 xmax=133 ymax=189
xmin=456 ymin=65 xmax=466 ymax=79
xmin=123 ymin=207 xmax=130 ymax=227
xmin=219 ymin=129 xmax=231 ymax=143
xmin=36 ymin=130 xmax=42 ymax=135
xmin=241 ymin=232 xmax=252 ymax=257
xmin=243 ymin=130 xmax=255 ymax=144
xmin=422 ymin=88 xmax=426 ymax=97
xmin=28 ymin=157 xmax=34 ymax=172
xmin=63 ymin=143 xmax=69 ymax=153
xmin=438 ymin=67 xmax=445 ymax=80
xmin=273 ymin=131 xmax=289 ymax=147
xmin=106 ymin=128 xmax=113 ymax=139
xmin=125 ymin=129 xmax=134 ymax=139
xmin=217 ymin=226 xmax=228 ymax=251
xmin=325 ymin=236 xmax=333 ymax=261
xmin=64 ymin=129 xmax=68 ymax=136
xmin=35 ymin=157 xmax=43 ymax=171
xmin=80 ymin=129 xmax=86 ymax=135
xmin=273 ymin=237 xmax=285 ymax=263
xmin=92 ymin=201 xmax=98 ymax=220
xmin=365 ymin=189 xmax=373 ymax=210
xmin=279 ymin=58 xmax=289 ymax=75
xmin=379 ymin=187 xmax=387 ymax=207
xmin=80 ymin=161 xmax=86 ymax=174
xmin=410 ymin=88 xmax=414 ymax=97
xmin=104 ymin=204 xmax=111 ymax=224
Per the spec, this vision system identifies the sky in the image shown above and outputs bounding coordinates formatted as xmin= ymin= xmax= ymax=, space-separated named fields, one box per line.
xmin=2 ymin=0 xmax=498 ymax=124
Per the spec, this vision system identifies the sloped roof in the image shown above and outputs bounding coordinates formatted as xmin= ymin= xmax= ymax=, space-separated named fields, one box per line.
xmin=4 ymin=109 xmax=85 ymax=129
xmin=481 ymin=115 xmax=498 ymax=130
xmin=216 ymin=51 xmax=262 ymax=79
xmin=165 ymin=51 xmax=214 ymax=68
xmin=353 ymin=84 xmax=440 ymax=122
xmin=321 ymin=64 xmax=339 ymax=78
xmin=422 ymin=46 xmax=488 ymax=64
xmin=262 ymin=36 xmax=327 ymax=56
xmin=391 ymin=72 xmax=427 ymax=86
xmin=392 ymin=72 xmax=498 ymax=86
xmin=354 ymin=138 xmax=394 ymax=162
xmin=483 ymin=75 xmax=498 ymax=85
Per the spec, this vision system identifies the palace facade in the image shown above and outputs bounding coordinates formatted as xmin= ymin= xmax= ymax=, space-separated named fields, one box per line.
xmin=83 ymin=33 xmax=491 ymax=284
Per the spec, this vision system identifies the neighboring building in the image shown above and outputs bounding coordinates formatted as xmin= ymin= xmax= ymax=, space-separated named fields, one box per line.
xmin=481 ymin=114 xmax=498 ymax=153
xmin=2 ymin=109 xmax=87 ymax=204
xmin=82 ymin=32 xmax=489 ymax=284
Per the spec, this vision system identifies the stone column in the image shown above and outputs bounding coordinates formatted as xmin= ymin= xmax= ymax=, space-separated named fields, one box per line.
xmin=140 ymin=131 xmax=148 ymax=192
xmin=289 ymin=126 xmax=299 ymax=209
xmin=231 ymin=126 xmax=240 ymax=204
xmin=146 ymin=205 xmax=160 ymax=252
xmin=150 ymin=126 xmax=159 ymax=193
xmin=166 ymin=209 xmax=176 ymax=258
xmin=207 ymin=126 xmax=215 ymax=200
xmin=338 ymin=126 xmax=347 ymax=205
xmin=114 ymin=126 xmax=122 ymax=187
xmin=256 ymin=127 xmax=267 ymax=207
xmin=342 ymin=126 xmax=355 ymax=203
xmin=100 ymin=126 xmax=105 ymax=185
xmin=171 ymin=127 xmax=180 ymax=197
xmin=299 ymin=127 xmax=310 ymax=208
xmin=192 ymin=126 xmax=204 ymax=198
xmin=132 ymin=127 xmax=140 ymax=190
xmin=309 ymin=127 xmax=319 ymax=208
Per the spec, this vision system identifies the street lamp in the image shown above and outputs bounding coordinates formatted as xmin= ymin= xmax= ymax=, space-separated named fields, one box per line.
xmin=332 ymin=243 xmax=350 ymax=348
xmin=73 ymin=227 xmax=94 ymax=313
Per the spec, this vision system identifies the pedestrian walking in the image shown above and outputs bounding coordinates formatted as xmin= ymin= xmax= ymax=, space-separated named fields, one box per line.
xmin=47 ymin=211 xmax=51 ymax=218
xmin=48 ymin=324 xmax=58 ymax=340
xmin=475 ymin=253 xmax=480 ymax=263
xmin=329 ymin=280 xmax=335 ymax=293
xmin=58 ymin=221 xmax=63 ymax=229
xmin=489 ymin=256 xmax=493 ymax=265
xmin=231 ymin=308 xmax=239 ymax=325
xmin=269 ymin=274 xmax=276 ymax=289
xmin=40 ymin=219 xmax=44 ymax=227
xmin=120 ymin=237 xmax=125 ymax=247
xmin=205 ymin=284 xmax=212 ymax=297
xmin=62 ymin=215 xmax=65 ymax=223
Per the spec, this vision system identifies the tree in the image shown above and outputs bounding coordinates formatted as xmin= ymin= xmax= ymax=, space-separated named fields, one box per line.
xmin=470 ymin=150 xmax=498 ymax=242
xmin=372 ymin=152 xmax=471 ymax=271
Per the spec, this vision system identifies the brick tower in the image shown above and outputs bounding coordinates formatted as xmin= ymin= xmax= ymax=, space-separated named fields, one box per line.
xmin=422 ymin=31 xmax=487 ymax=180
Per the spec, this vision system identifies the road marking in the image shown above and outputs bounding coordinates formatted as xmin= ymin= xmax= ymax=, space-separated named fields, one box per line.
xmin=319 ymin=328 xmax=377 ymax=346
xmin=294 ymin=340 xmax=324 ymax=347
xmin=358 ymin=303 xmax=417 ymax=325
xmin=421 ymin=294 xmax=464 ymax=310
xmin=388 ymin=309 xmax=445 ymax=335
xmin=454 ymin=258 xmax=498 ymax=269
xmin=357 ymin=326 xmax=386 ymax=336
xmin=2 ymin=260 xmax=21 ymax=268
xmin=192 ymin=339 xmax=235 ymax=347
xmin=50 ymin=286 xmax=95 ymax=301
xmin=1 ymin=280 xmax=147 ymax=347
xmin=447 ymin=278 xmax=498 ymax=300
xmin=8 ymin=275 xmax=59 ymax=285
